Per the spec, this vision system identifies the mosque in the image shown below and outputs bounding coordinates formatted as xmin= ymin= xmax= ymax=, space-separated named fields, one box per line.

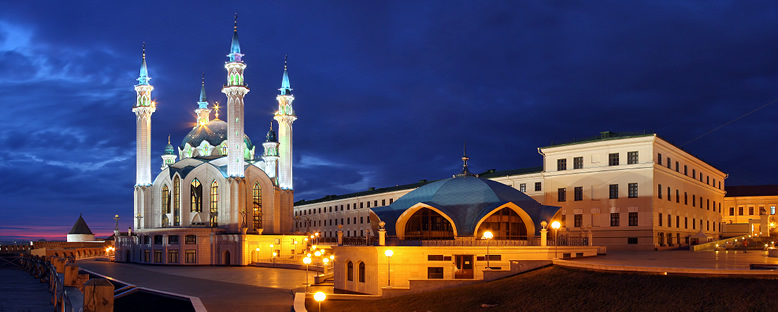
xmin=114 ymin=19 xmax=306 ymax=265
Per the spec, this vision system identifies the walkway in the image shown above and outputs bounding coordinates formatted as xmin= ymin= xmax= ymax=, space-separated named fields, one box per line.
xmin=0 ymin=256 xmax=52 ymax=312
xmin=79 ymin=259 xmax=316 ymax=312
xmin=556 ymin=249 xmax=778 ymax=275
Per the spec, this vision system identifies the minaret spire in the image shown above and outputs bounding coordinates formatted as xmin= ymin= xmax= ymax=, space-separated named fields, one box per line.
xmin=222 ymin=16 xmax=250 ymax=177
xmin=137 ymin=42 xmax=150 ymax=85
xmin=275 ymin=56 xmax=297 ymax=189
xmin=132 ymin=43 xmax=156 ymax=230
xmin=195 ymin=74 xmax=211 ymax=126
xmin=455 ymin=142 xmax=474 ymax=177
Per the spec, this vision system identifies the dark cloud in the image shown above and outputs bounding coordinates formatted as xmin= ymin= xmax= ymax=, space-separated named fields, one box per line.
xmin=1 ymin=1 xmax=778 ymax=240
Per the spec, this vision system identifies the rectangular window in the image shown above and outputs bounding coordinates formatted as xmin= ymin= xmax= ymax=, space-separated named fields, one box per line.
xmin=574 ymin=214 xmax=582 ymax=227
xmin=666 ymin=157 xmax=671 ymax=169
xmin=676 ymin=190 xmax=680 ymax=203
xmin=749 ymin=207 xmax=754 ymax=215
xmin=692 ymin=169 xmax=696 ymax=179
xmin=168 ymin=235 xmax=179 ymax=245
xmin=627 ymin=237 xmax=638 ymax=244
xmin=628 ymin=183 xmax=638 ymax=198
xmin=684 ymin=165 xmax=688 ymax=175
xmin=693 ymin=218 xmax=696 ymax=229
xmin=676 ymin=216 xmax=680 ymax=228
xmin=729 ymin=207 xmax=735 ymax=216
xmin=185 ymin=235 xmax=196 ymax=244
xmin=154 ymin=250 xmax=163 ymax=263
xmin=684 ymin=192 xmax=688 ymax=205
xmin=627 ymin=151 xmax=638 ymax=164
xmin=144 ymin=250 xmax=150 ymax=262
xmin=675 ymin=161 xmax=679 ymax=172
xmin=739 ymin=207 xmax=744 ymax=215
xmin=628 ymin=212 xmax=638 ymax=226
xmin=557 ymin=159 xmax=567 ymax=171
xmin=427 ymin=267 xmax=444 ymax=279
xmin=574 ymin=187 xmax=583 ymax=201
xmin=667 ymin=187 xmax=671 ymax=201
xmin=667 ymin=214 xmax=672 ymax=228
xmin=185 ymin=250 xmax=197 ymax=264
xmin=535 ymin=182 xmax=542 ymax=191
xmin=390 ymin=198 xmax=394 ymax=204
xmin=685 ymin=217 xmax=688 ymax=229
xmin=360 ymin=202 xmax=363 ymax=208
xmin=610 ymin=213 xmax=620 ymax=226
xmin=657 ymin=153 xmax=662 ymax=165
xmin=574 ymin=157 xmax=583 ymax=169
xmin=519 ymin=183 xmax=526 ymax=192
xmin=771 ymin=206 xmax=776 ymax=215
xmin=427 ymin=255 xmax=444 ymax=261
xmin=558 ymin=188 xmax=567 ymax=202
xmin=609 ymin=184 xmax=618 ymax=199
xmin=382 ymin=199 xmax=386 ymax=206
xmin=154 ymin=235 xmax=163 ymax=245
xmin=168 ymin=249 xmax=179 ymax=264
xmin=657 ymin=184 xmax=662 ymax=199
xmin=609 ymin=153 xmax=619 ymax=166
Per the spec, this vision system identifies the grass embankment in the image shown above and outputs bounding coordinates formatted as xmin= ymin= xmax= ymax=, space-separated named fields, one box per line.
xmin=308 ymin=266 xmax=777 ymax=312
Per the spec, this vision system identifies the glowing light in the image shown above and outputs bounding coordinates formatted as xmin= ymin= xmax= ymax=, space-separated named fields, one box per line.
xmin=255 ymin=248 xmax=260 ymax=252
xmin=329 ymin=255 xmax=334 ymax=260
xmin=314 ymin=251 xmax=321 ymax=257
xmin=307 ymin=253 xmax=312 ymax=258
xmin=385 ymin=249 xmax=393 ymax=257
xmin=551 ymin=221 xmax=561 ymax=230
xmin=482 ymin=231 xmax=493 ymax=240
xmin=270 ymin=244 xmax=274 ymax=248
xmin=323 ymin=258 xmax=329 ymax=264
xmin=272 ymin=252 xmax=277 ymax=257
xmin=314 ymin=291 xmax=326 ymax=302
xmin=303 ymin=257 xmax=311 ymax=265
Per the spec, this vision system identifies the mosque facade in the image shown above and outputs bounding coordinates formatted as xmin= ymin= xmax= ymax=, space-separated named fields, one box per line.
xmin=115 ymin=19 xmax=305 ymax=265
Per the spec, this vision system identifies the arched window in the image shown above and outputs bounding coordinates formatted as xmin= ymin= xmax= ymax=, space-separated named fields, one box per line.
xmin=173 ymin=176 xmax=181 ymax=226
xmin=358 ymin=262 xmax=365 ymax=283
xmin=347 ymin=261 xmax=354 ymax=281
xmin=210 ymin=181 xmax=219 ymax=227
xmin=253 ymin=183 xmax=262 ymax=230
xmin=405 ymin=208 xmax=454 ymax=240
xmin=162 ymin=184 xmax=170 ymax=220
xmin=476 ymin=207 xmax=527 ymax=240
xmin=191 ymin=179 xmax=202 ymax=213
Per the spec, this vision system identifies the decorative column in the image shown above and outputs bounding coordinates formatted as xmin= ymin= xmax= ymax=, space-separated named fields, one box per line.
xmin=274 ymin=56 xmax=296 ymax=190
xmin=133 ymin=44 xmax=155 ymax=230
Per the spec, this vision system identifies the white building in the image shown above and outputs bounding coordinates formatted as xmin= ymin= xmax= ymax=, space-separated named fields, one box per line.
xmin=116 ymin=19 xmax=304 ymax=265
xmin=295 ymin=132 xmax=727 ymax=250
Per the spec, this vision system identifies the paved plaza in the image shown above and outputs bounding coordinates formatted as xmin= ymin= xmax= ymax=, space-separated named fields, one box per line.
xmin=0 ymin=256 xmax=52 ymax=312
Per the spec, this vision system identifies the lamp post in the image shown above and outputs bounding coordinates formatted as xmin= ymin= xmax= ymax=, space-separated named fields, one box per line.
xmin=551 ymin=221 xmax=561 ymax=259
xmin=314 ymin=291 xmax=326 ymax=312
xmin=384 ymin=249 xmax=393 ymax=287
xmin=482 ymin=231 xmax=493 ymax=269
xmin=303 ymin=256 xmax=311 ymax=291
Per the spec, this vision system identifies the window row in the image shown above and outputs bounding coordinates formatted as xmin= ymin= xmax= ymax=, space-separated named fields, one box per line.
xmin=728 ymin=205 xmax=777 ymax=216
xmin=561 ymin=212 xmax=639 ymax=227
xmin=657 ymin=212 xmax=719 ymax=232
xmin=296 ymin=198 xmax=395 ymax=217
xmin=518 ymin=182 xmax=542 ymax=193
xmin=556 ymin=151 xmax=639 ymax=171
xmin=558 ymin=183 xmax=639 ymax=202
xmin=140 ymin=249 xmax=196 ymax=264
xmin=140 ymin=234 xmax=196 ymax=245
xmin=657 ymin=153 xmax=722 ymax=190
xmin=656 ymin=184 xmax=722 ymax=213
xmin=346 ymin=261 xmax=366 ymax=283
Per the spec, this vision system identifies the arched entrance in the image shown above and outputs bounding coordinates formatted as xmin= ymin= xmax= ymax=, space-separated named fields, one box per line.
xmin=476 ymin=207 xmax=528 ymax=240
xmin=404 ymin=208 xmax=454 ymax=240
xmin=223 ymin=250 xmax=231 ymax=265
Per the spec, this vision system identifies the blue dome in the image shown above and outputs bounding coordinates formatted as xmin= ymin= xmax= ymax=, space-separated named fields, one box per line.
xmin=181 ymin=119 xmax=253 ymax=150
xmin=164 ymin=143 xmax=175 ymax=155
xmin=266 ymin=128 xmax=277 ymax=143
xmin=372 ymin=176 xmax=559 ymax=237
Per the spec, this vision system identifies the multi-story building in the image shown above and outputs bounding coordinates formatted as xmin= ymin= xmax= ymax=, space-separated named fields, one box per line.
xmin=294 ymin=132 xmax=727 ymax=250
xmin=722 ymin=185 xmax=778 ymax=237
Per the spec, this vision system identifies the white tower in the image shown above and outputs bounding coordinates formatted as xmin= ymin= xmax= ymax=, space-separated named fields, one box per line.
xmin=274 ymin=57 xmax=296 ymax=190
xmin=132 ymin=44 xmax=155 ymax=186
xmin=262 ymin=123 xmax=280 ymax=181
xmin=161 ymin=135 xmax=177 ymax=170
xmin=221 ymin=16 xmax=249 ymax=177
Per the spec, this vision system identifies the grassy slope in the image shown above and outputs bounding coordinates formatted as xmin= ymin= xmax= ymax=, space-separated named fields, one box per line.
xmin=308 ymin=266 xmax=777 ymax=312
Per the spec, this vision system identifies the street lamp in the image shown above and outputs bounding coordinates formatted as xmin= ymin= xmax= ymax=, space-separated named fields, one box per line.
xmin=384 ymin=249 xmax=393 ymax=287
xmin=303 ymin=257 xmax=312 ymax=291
xmin=551 ymin=221 xmax=561 ymax=259
xmin=314 ymin=291 xmax=326 ymax=312
xmin=482 ymin=231 xmax=493 ymax=269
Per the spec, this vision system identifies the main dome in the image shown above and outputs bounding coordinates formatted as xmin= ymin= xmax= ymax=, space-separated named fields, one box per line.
xmin=181 ymin=119 xmax=253 ymax=149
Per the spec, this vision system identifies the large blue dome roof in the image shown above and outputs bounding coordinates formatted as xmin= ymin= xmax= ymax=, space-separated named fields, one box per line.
xmin=181 ymin=119 xmax=253 ymax=149
xmin=372 ymin=175 xmax=559 ymax=237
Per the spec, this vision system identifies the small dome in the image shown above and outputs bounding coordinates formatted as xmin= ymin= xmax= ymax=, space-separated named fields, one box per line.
xmin=164 ymin=143 xmax=176 ymax=155
xmin=181 ymin=119 xmax=252 ymax=149
xmin=266 ymin=128 xmax=277 ymax=143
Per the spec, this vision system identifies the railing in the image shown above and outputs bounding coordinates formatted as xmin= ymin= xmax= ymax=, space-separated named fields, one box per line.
xmin=19 ymin=254 xmax=76 ymax=311
xmin=335 ymin=235 xmax=591 ymax=247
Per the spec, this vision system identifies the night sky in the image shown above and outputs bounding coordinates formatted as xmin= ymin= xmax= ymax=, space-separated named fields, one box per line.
xmin=2 ymin=1 xmax=777 ymax=241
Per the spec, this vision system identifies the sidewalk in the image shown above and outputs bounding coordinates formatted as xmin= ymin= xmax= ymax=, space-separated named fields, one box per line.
xmin=0 ymin=256 xmax=52 ymax=312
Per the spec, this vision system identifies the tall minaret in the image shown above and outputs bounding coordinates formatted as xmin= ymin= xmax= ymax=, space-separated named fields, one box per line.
xmin=262 ymin=123 xmax=280 ymax=181
xmin=274 ymin=56 xmax=296 ymax=190
xmin=132 ymin=43 xmax=156 ymax=186
xmin=195 ymin=74 xmax=211 ymax=126
xmin=221 ymin=15 xmax=250 ymax=177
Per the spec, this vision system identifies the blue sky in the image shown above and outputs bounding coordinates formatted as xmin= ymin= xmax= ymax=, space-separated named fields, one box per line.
xmin=1 ymin=1 xmax=777 ymax=240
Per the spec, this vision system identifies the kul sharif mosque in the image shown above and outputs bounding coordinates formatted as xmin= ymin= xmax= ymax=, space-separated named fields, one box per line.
xmin=116 ymin=16 xmax=306 ymax=265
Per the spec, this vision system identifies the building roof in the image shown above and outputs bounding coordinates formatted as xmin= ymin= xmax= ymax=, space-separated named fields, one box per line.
xmin=371 ymin=175 xmax=559 ymax=237
xmin=69 ymin=215 xmax=93 ymax=235
xmin=725 ymin=185 xmax=778 ymax=197
xmin=180 ymin=119 xmax=253 ymax=149
xmin=541 ymin=131 xmax=654 ymax=148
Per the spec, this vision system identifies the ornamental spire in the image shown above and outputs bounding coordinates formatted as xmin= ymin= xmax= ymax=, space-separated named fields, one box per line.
xmin=455 ymin=142 xmax=474 ymax=177
xmin=228 ymin=13 xmax=243 ymax=62
xmin=198 ymin=73 xmax=208 ymax=109
xmin=279 ymin=55 xmax=292 ymax=95
xmin=137 ymin=42 xmax=150 ymax=85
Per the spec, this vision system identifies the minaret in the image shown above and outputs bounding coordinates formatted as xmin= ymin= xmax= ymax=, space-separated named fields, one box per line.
xmin=195 ymin=74 xmax=211 ymax=126
xmin=274 ymin=56 xmax=296 ymax=190
xmin=262 ymin=123 xmax=280 ymax=181
xmin=132 ymin=43 xmax=156 ymax=186
xmin=221 ymin=15 xmax=250 ymax=177
xmin=161 ymin=135 xmax=177 ymax=170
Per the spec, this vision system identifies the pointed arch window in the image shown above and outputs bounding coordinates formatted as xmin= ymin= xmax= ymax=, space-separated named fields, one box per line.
xmin=253 ymin=183 xmax=262 ymax=230
xmin=173 ymin=176 xmax=181 ymax=226
xmin=210 ymin=181 xmax=219 ymax=227
xmin=191 ymin=179 xmax=203 ymax=213
xmin=358 ymin=262 xmax=365 ymax=283
xmin=162 ymin=185 xmax=170 ymax=214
